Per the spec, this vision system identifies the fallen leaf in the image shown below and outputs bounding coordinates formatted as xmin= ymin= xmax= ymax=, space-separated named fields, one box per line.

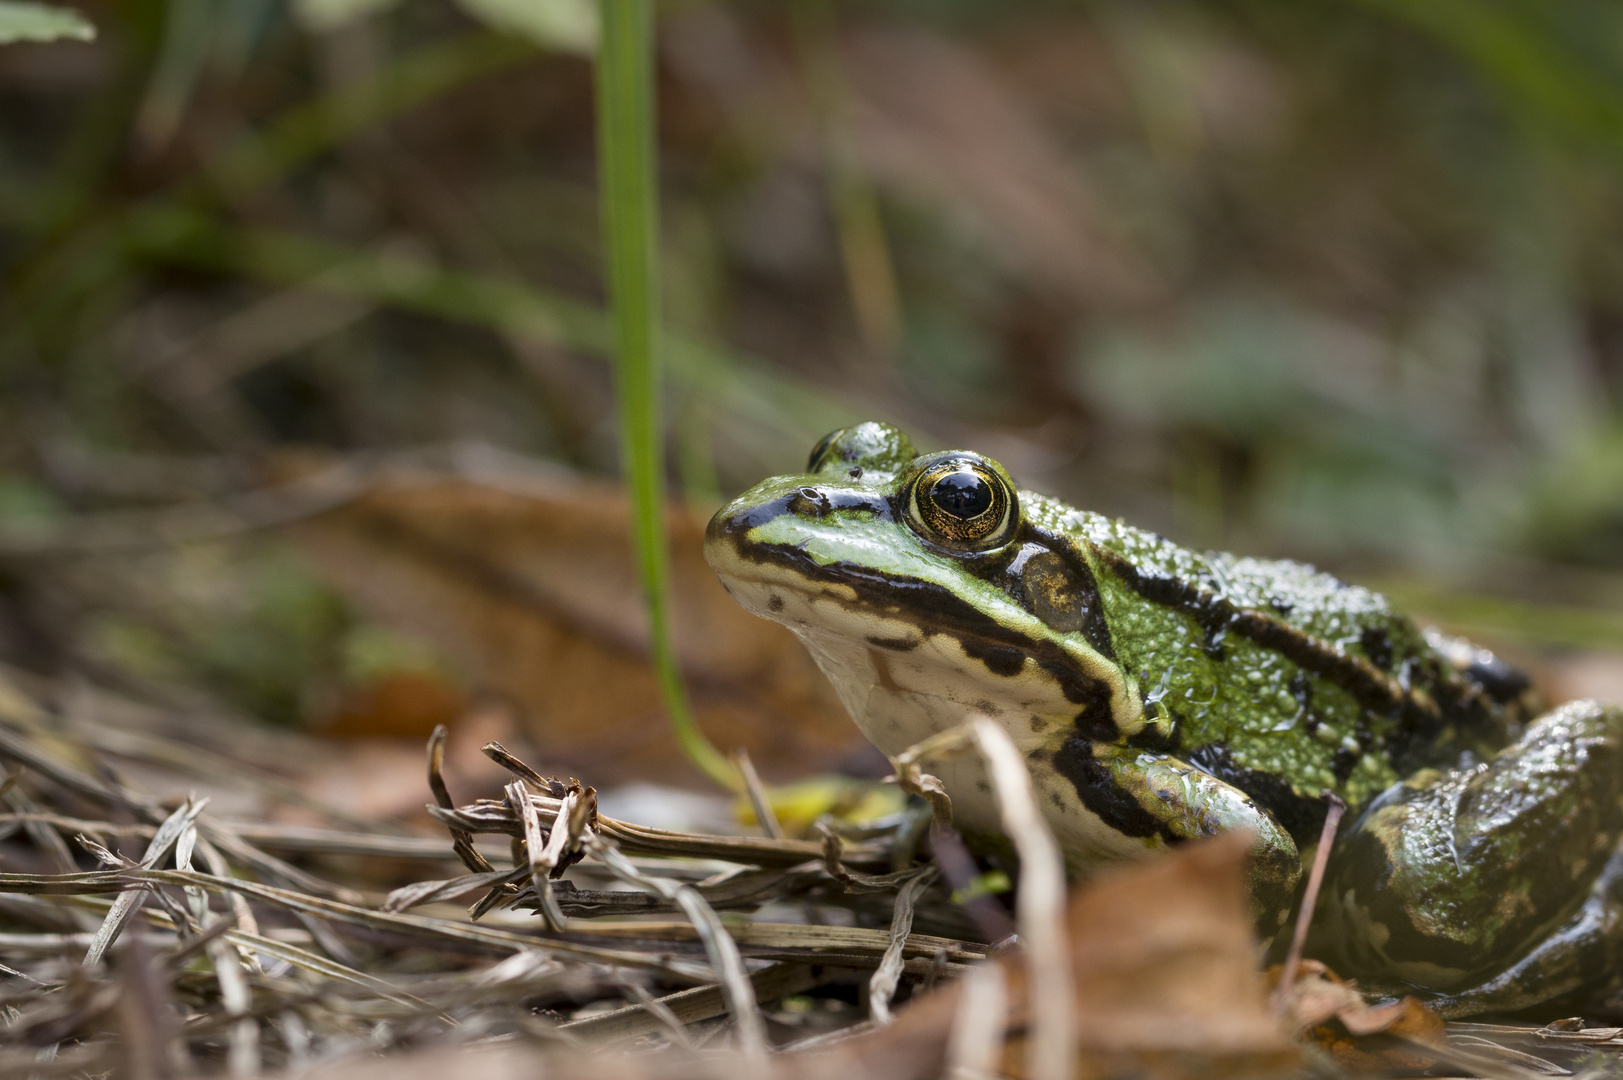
xmin=784 ymin=832 xmax=1299 ymax=1080
xmin=288 ymin=834 xmax=1302 ymax=1080
xmin=1275 ymin=959 xmax=1446 ymax=1072
xmin=993 ymin=831 xmax=1301 ymax=1077
xmin=301 ymin=700 xmax=519 ymax=821
xmin=281 ymin=450 xmax=864 ymax=787
xmin=319 ymin=670 xmax=467 ymax=740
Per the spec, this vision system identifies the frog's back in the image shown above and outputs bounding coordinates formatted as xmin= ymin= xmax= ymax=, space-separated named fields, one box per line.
xmin=1025 ymin=493 xmax=1526 ymax=839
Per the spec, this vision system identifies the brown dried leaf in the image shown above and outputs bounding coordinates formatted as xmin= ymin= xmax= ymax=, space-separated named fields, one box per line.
xmin=1277 ymin=960 xmax=1446 ymax=1072
xmin=288 ymin=835 xmax=1300 ymax=1080
xmin=808 ymin=832 xmax=1297 ymax=1080
xmin=320 ymin=670 xmax=467 ymax=739
xmin=283 ymin=456 xmax=861 ymax=785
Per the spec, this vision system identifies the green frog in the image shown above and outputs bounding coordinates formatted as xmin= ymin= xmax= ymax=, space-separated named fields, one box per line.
xmin=704 ymin=422 xmax=1623 ymax=1018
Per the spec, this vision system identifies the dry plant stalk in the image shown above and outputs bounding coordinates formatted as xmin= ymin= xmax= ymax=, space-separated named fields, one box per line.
xmin=0 ymin=668 xmax=1609 ymax=1079
xmin=0 ymin=667 xmax=987 ymax=1075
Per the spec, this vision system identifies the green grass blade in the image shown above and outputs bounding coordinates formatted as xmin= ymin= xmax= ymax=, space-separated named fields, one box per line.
xmin=595 ymin=0 xmax=735 ymax=790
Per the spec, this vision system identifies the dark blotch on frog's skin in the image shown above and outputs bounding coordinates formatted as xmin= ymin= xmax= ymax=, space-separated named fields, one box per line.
xmin=1079 ymin=537 xmax=1489 ymax=746
xmin=715 ymin=500 xmax=1123 ymax=714
xmin=1125 ymin=718 xmax=1182 ymax=754
xmin=767 ymin=594 xmax=784 ymax=613
xmin=1290 ymin=672 xmax=1313 ymax=714
xmin=1073 ymin=710 xmax=1119 ymax=743
xmin=866 ymin=634 xmax=918 ymax=651
xmin=1463 ymin=652 xmax=1535 ymax=706
xmin=1361 ymin=626 xmax=1394 ymax=672
xmin=1186 ymin=742 xmax=1325 ymax=845
xmin=961 ymin=638 xmax=1026 ymax=678
xmin=1052 ymin=736 xmax=1181 ymax=843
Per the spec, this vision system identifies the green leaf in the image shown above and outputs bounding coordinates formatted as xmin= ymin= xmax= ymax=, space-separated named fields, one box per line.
xmin=0 ymin=0 xmax=94 ymax=44
xmin=454 ymin=0 xmax=595 ymax=54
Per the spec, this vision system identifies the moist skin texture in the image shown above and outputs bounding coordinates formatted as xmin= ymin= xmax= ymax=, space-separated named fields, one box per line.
xmin=705 ymin=422 xmax=1623 ymax=1017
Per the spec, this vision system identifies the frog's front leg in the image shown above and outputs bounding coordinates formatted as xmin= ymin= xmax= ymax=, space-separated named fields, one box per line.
xmin=1318 ymin=700 xmax=1623 ymax=1013
xmin=1047 ymin=738 xmax=1303 ymax=934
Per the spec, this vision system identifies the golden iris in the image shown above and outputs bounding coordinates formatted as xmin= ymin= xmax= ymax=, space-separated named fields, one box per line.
xmin=907 ymin=456 xmax=1017 ymax=551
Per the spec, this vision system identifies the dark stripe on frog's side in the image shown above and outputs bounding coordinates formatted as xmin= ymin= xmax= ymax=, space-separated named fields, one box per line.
xmin=714 ymin=492 xmax=1122 ymax=718
xmin=1051 ymin=736 xmax=1180 ymax=844
xmin=1186 ymin=742 xmax=1328 ymax=845
xmin=1461 ymin=652 xmax=1534 ymax=707
xmin=763 ymin=542 xmax=1114 ymax=714
xmin=1360 ymin=626 xmax=1394 ymax=671
xmin=1029 ymin=522 xmax=1439 ymax=726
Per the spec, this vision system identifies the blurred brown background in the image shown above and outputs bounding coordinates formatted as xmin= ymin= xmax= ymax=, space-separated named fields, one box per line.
xmin=3 ymin=0 xmax=1622 ymax=807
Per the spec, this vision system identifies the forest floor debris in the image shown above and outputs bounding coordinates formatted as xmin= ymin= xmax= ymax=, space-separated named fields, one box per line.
xmin=0 ymin=667 xmax=1618 ymax=1078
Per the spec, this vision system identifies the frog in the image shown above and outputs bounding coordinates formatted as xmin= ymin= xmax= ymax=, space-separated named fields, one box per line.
xmin=703 ymin=421 xmax=1623 ymax=1018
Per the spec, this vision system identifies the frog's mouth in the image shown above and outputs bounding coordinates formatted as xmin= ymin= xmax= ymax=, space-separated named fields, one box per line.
xmin=706 ymin=526 xmax=1124 ymax=725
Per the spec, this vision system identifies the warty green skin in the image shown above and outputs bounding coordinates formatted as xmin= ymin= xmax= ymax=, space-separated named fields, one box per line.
xmin=703 ymin=423 xmax=1623 ymax=1017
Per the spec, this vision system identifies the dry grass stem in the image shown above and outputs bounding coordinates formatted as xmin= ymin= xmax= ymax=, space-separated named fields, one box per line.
xmin=2 ymin=667 xmax=1586 ymax=1078
xmin=0 ymin=673 xmax=995 ymax=1073
xmin=942 ymin=961 xmax=1008 ymax=1080
xmin=894 ymin=718 xmax=1073 ymax=1080
xmin=1272 ymin=791 xmax=1348 ymax=1012
xmin=867 ymin=866 xmax=938 ymax=1026
xmin=733 ymin=746 xmax=784 ymax=841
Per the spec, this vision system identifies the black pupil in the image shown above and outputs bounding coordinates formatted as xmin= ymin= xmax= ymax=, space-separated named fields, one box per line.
xmin=930 ymin=471 xmax=993 ymax=520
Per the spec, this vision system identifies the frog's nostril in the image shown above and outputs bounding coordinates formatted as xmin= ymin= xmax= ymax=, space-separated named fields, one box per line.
xmin=788 ymin=487 xmax=831 ymax=516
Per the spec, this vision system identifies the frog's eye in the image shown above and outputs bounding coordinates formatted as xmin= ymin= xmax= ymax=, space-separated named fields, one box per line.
xmin=807 ymin=428 xmax=847 ymax=472
xmin=905 ymin=455 xmax=1019 ymax=552
xmin=807 ymin=422 xmax=919 ymax=477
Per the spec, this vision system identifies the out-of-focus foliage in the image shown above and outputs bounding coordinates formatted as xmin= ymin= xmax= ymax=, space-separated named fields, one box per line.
xmin=2 ymin=0 xmax=1621 ymax=726
xmin=0 ymin=1 xmax=93 ymax=43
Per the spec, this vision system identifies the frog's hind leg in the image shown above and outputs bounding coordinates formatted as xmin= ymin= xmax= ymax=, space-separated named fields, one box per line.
xmin=1423 ymin=850 xmax=1623 ymax=1018
xmin=1318 ymin=700 xmax=1623 ymax=1012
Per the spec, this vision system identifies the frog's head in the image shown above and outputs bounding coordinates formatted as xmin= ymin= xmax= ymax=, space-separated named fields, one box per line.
xmin=704 ymin=422 xmax=1142 ymax=755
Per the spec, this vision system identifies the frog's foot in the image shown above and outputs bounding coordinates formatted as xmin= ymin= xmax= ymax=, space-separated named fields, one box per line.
xmin=1318 ymin=700 xmax=1623 ymax=1013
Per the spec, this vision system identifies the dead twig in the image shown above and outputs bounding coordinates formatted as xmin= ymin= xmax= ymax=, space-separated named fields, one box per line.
xmin=1272 ymin=790 xmax=1348 ymax=1012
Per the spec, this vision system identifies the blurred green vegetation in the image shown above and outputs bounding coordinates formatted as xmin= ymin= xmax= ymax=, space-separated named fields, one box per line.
xmin=2 ymin=0 xmax=1622 ymax=725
